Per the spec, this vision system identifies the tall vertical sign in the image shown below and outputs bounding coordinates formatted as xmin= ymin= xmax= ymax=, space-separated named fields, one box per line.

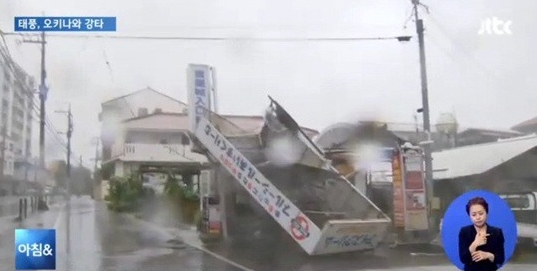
xmin=402 ymin=148 xmax=429 ymax=231
xmin=187 ymin=64 xmax=212 ymax=133
xmin=392 ymin=149 xmax=405 ymax=228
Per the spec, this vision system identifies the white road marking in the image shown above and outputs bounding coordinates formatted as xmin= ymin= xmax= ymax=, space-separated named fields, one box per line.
xmin=53 ymin=203 xmax=67 ymax=229
xmin=185 ymin=242 xmax=254 ymax=271
xmin=124 ymin=213 xmax=254 ymax=271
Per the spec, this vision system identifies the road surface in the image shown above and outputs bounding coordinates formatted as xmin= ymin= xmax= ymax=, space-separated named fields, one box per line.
xmin=0 ymin=196 xmax=246 ymax=271
xmin=0 ymin=196 xmax=535 ymax=271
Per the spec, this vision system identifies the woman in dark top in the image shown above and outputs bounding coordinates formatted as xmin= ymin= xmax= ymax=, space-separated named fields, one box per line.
xmin=458 ymin=197 xmax=505 ymax=271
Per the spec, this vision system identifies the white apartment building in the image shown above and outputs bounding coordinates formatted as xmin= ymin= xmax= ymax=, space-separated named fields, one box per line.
xmin=0 ymin=58 xmax=35 ymax=180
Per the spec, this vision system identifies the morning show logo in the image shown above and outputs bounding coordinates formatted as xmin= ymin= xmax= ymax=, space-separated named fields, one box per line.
xmin=15 ymin=229 xmax=56 ymax=270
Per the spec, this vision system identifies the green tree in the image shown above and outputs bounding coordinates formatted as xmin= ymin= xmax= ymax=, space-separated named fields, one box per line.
xmin=163 ymin=173 xmax=199 ymax=224
xmin=100 ymin=163 xmax=114 ymax=180
xmin=106 ymin=173 xmax=145 ymax=212
xmin=164 ymin=173 xmax=199 ymax=202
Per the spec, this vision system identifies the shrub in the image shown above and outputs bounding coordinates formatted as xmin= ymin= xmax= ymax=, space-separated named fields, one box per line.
xmin=106 ymin=173 xmax=144 ymax=212
xmin=164 ymin=173 xmax=200 ymax=224
xmin=164 ymin=174 xmax=199 ymax=202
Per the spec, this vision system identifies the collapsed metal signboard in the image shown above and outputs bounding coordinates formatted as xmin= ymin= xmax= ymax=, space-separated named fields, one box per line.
xmin=195 ymin=117 xmax=322 ymax=254
xmin=187 ymin=64 xmax=392 ymax=255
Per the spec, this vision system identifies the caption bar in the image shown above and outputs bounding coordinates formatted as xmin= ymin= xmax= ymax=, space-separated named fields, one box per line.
xmin=14 ymin=17 xmax=116 ymax=32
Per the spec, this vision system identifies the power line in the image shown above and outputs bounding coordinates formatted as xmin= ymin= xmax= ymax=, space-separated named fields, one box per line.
xmin=16 ymin=31 xmax=48 ymax=168
xmin=1 ymin=32 xmax=412 ymax=42
xmin=2 ymin=30 xmax=114 ymax=170
xmin=425 ymin=15 xmax=511 ymax=88
xmin=30 ymin=98 xmax=91 ymax=168
xmin=0 ymin=37 xmax=92 ymax=169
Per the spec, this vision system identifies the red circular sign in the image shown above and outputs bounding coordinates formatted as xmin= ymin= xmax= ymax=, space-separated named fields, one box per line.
xmin=290 ymin=215 xmax=310 ymax=241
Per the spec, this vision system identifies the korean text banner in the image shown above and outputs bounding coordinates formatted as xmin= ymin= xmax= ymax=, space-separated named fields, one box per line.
xmin=15 ymin=17 xmax=116 ymax=32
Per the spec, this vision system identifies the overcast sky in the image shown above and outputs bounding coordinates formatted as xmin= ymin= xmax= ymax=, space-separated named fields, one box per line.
xmin=0 ymin=0 xmax=536 ymax=167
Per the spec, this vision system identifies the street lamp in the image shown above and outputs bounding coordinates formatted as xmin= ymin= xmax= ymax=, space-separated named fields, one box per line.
xmin=397 ymin=36 xmax=412 ymax=42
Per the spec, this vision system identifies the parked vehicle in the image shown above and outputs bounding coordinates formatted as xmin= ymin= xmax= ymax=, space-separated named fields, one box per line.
xmin=499 ymin=191 xmax=537 ymax=248
xmin=499 ymin=191 xmax=537 ymax=225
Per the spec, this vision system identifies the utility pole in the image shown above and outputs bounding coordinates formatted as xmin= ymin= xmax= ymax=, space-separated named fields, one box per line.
xmin=22 ymin=32 xmax=48 ymax=169
xmin=66 ymin=105 xmax=73 ymax=197
xmin=91 ymin=137 xmax=100 ymax=178
xmin=55 ymin=104 xmax=72 ymax=196
xmin=0 ymin=125 xmax=6 ymax=177
xmin=56 ymin=104 xmax=72 ymax=252
xmin=90 ymin=137 xmax=100 ymax=200
xmin=412 ymin=0 xmax=436 ymax=236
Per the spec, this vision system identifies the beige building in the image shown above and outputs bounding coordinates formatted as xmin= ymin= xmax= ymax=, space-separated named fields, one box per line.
xmin=96 ymin=87 xmax=318 ymax=198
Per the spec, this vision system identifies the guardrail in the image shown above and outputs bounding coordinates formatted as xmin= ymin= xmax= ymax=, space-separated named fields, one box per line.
xmin=0 ymin=196 xmax=40 ymax=221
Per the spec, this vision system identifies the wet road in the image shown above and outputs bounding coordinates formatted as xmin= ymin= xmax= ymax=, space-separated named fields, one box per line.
xmin=162 ymin=214 xmax=537 ymax=271
xmin=0 ymin=196 xmax=245 ymax=271
xmin=1 ymin=196 xmax=536 ymax=271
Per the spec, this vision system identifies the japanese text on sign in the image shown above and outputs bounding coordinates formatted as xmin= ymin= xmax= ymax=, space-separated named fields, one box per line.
xmin=204 ymin=124 xmax=293 ymax=219
xmin=194 ymin=70 xmax=208 ymax=123
xmin=14 ymin=17 xmax=116 ymax=32
xmin=187 ymin=64 xmax=212 ymax=132
xmin=195 ymin=116 xmax=321 ymax=254
xmin=324 ymin=234 xmax=377 ymax=249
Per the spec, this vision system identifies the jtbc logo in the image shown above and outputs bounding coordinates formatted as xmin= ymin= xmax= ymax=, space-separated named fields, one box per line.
xmin=478 ymin=17 xmax=512 ymax=35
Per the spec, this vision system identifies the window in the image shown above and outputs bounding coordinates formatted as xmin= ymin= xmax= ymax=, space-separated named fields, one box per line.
xmin=25 ymin=148 xmax=30 ymax=157
xmin=154 ymin=108 xmax=163 ymax=114
xmin=504 ymin=196 xmax=530 ymax=209
xmin=159 ymin=139 xmax=169 ymax=144
xmin=137 ymin=107 xmax=148 ymax=116
xmin=181 ymin=134 xmax=190 ymax=145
